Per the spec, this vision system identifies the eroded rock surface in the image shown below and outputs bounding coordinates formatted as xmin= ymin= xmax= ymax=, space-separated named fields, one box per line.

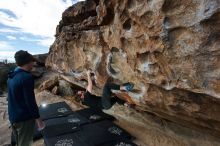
xmin=46 ymin=0 xmax=220 ymax=140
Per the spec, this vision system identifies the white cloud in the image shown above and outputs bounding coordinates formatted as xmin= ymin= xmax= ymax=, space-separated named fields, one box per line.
xmin=0 ymin=41 xmax=16 ymax=60
xmin=0 ymin=41 xmax=14 ymax=50
xmin=0 ymin=11 xmax=16 ymax=24
xmin=37 ymin=38 xmax=54 ymax=47
xmin=0 ymin=28 xmax=18 ymax=33
xmin=0 ymin=0 xmax=74 ymax=47
xmin=19 ymin=36 xmax=37 ymax=42
xmin=19 ymin=36 xmax=54 ymax=47
xmin=0 ymin=50 xmax=15 ymax=61
xmin=6 ymin=35 xmax=16 ymax=40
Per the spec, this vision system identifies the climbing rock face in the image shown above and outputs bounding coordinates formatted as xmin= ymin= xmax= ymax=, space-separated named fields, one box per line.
xmin=46 ymin=0 xmax=220 ymax=137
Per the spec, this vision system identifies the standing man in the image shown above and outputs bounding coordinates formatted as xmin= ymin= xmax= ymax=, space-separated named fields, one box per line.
xmin=7 ymin=50 xmax=45 ymax=146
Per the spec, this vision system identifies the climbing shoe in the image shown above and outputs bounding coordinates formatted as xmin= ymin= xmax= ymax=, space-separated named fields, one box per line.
xmin=123 ymin=82 xmax=134 ymax=91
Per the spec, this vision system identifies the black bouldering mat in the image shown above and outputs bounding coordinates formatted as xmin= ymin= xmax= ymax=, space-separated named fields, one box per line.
xmin=44 ymin=132 xmax=91 ymax=146
xmin=45 ymin=112 xmax=89 ymax=127
xmin=76 ymin=108 xmax=115 ymax=123
xmin=44 ymin=120 xmax=132 ymax=146
xmin=42 ymin=112 xmax=89 ymax=138
xmin=75 ymin=120 xmax=132 ymax=146
xmin=101 ymin=140 xmax=138 ymax=146
xmin=42 ymin=123 xmax=80 ymax=138
xmin=39 ymin=101 xmax=72 ymax=120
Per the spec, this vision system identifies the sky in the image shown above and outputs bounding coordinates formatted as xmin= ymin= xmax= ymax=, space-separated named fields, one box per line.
xmin=0 ymin=0 xmax=84 ymax=61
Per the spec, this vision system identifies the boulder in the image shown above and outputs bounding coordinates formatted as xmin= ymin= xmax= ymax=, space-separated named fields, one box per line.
xmin=45 ymin=0 xmax=220 ymax=139
xmin=38 ymin=76 xmax=59 ymax=91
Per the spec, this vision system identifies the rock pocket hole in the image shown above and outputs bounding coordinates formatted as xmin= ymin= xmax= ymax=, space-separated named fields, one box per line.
xmin=123 ymin=19 xmax=132 ymax=30
xmin=128 ymin=0 xmax=136 ymax=9
xmin=107 ymin=55 xmax=118 ymax=75
xmin=111 ymin=47 xmax=120 ymax=53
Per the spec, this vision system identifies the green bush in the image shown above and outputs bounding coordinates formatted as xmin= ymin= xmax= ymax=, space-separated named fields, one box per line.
xmin=0 ymin=64 xmax=16 ymax=91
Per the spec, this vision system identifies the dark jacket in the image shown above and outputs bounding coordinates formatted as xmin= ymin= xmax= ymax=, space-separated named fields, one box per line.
xmin=7 ymin=67 xmax=40 ymax=123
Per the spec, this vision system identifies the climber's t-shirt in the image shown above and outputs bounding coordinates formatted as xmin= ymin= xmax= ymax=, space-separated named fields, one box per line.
xmin=82 ymin=92 xmax=103 ymax=110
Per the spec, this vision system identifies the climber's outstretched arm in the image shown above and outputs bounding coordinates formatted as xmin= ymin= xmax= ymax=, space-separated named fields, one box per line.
xmin=86 ymin=70 xmax=93 ymax=93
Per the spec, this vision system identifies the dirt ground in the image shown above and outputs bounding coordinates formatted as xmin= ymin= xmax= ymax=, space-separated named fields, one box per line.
xmin=0 ymin=94 xmax=11 ymax=146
